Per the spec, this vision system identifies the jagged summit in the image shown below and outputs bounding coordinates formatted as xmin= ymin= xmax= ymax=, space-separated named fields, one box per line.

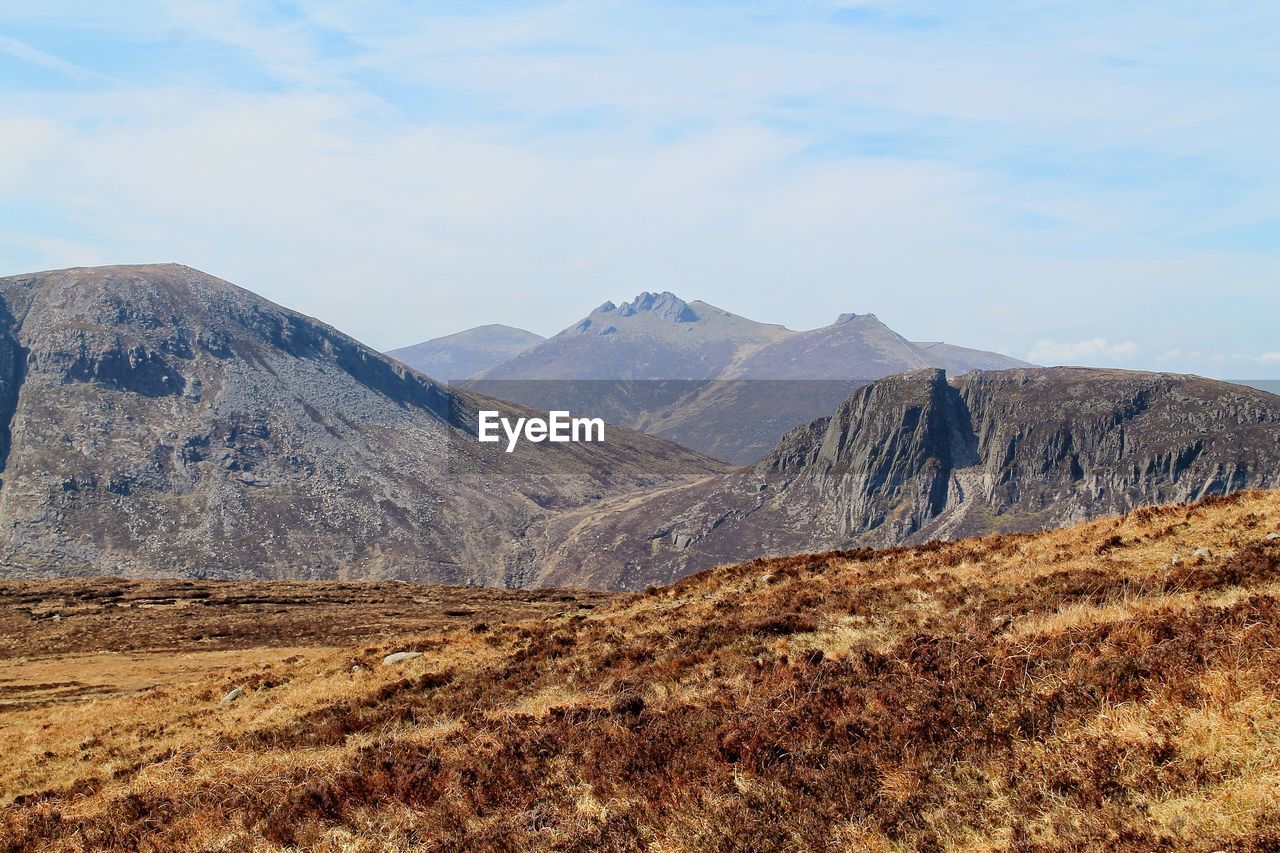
xmin=578 ymin=291 xmax=701 ymax=329
xmin=833 ymin=311 xmax=870 ymax=325
xmin=474 ymin=293 xmax=789 ymax=381
xmin=614 ymin=291 xmax=700 ymax=323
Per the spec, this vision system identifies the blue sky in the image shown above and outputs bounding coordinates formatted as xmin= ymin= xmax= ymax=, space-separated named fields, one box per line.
xmin=0 ymin=1 xmax=1276 ymax=376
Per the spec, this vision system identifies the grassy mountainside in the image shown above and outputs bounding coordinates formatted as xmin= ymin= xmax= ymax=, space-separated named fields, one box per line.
xmin=4 ymin=491 xmax=1280 ymax=850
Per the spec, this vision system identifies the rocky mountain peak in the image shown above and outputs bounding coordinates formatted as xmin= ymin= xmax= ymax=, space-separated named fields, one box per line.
xmin=832 ymin=311 xmax=885 ymax=327
xmin=616 ymin=291 xmax=699 ymax=323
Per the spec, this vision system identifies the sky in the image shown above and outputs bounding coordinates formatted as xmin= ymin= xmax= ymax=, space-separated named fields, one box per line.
xmin=0 ymin=2 xmax=1276 ymax=377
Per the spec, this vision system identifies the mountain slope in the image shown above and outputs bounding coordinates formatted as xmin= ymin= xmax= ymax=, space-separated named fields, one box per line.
xmin=386 ymin=324 xmax=544 ymax=382
xmin=533 ymin=367 xmax=1280 ymax=589
xmin=910 ymin=340 xmax=1030 ymax=373
xmin=473 ymin=291 xmax=791 ymax=381
xmin=5 ymin=490 xmax=1280 ymax=849
xmin=728 ymin=313 xmax=931 ymax=379
xmin=0 ymin=265 xmax=725 ymax=583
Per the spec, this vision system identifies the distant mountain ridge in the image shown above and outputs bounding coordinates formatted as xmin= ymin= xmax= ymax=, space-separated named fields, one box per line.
xmin=464 ymin=290 xmax=1029 ymax=462
xmin=473 ymin=292 xmax=792 ymax=382
xmin=387 ymin=324 xmax=543 ymax=382
xmin=473 ymin=291 xmax=1026 ymax=382
xmin=531 ymin=367 xmax=1280 ymax=589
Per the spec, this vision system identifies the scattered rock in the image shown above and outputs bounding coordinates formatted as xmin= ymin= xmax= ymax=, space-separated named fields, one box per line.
xmin=1169 ymin=554 xmax=1182 ymax=566
xmin=759 ymin=573 xmax=775 ymax=585
xmin=219 ymin=687 xmax=244 ymax=706
xmin=382 ymin=651 xmax=422 ymax=666
xmin=1192 ymin=547 xmax=1214 ymax=563
xmin=351 ymin=665 xmax=365 ymax=673
xmin=1266 ymin=532 xmax=1279 ymax=542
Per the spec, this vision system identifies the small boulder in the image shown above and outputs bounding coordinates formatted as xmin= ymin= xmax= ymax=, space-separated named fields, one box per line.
xmin=382 ymin=651 xmax=423 ymax=666
xmin=219 ymin=687 xmax=244 ymax=706
xmin=1192 ymin=547 xmax=1214 ymax=562
xmin=351 ymin=664 xmax=365 ymax=674
xmin=1266 ymin=532 xmax=1279 ymax=542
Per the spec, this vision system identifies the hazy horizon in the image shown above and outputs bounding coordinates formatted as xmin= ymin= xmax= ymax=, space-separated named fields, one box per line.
xmin=1 ymin=3 xmax=1276 ymax=377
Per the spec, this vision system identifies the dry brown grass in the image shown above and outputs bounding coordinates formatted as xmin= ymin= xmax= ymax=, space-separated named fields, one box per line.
xmin=4 ymin=491 xmax=1280 ymax=850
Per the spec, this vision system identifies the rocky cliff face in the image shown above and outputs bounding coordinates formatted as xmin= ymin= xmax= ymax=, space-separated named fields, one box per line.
xmin=532 ymin=367 xmax=1280 ymax=589
xmin=0 ymin=265 xmax=725 ymax=583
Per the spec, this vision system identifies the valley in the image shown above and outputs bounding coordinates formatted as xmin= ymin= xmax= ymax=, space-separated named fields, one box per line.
xmin=0 ymin=579 xmax=614 ymax=714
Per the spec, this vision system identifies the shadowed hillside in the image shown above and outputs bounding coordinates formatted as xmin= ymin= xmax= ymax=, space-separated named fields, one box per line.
xmin=3 ymin=491 xmax=1280 ymax=850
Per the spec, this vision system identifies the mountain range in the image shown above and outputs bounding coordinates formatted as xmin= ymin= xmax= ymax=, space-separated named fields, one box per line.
xmin=432 ymin=291 xmax=1029 ymax=462
xmin=1 ymin=263 xmax=1277 ymax=592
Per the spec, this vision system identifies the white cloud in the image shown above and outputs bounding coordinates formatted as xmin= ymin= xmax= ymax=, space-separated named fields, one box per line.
xmin=0 ymin=1 xmax=1277 ymax=369
xmin=1029 ymin=338 xmax=1139 ymax=365
xmin=0 ymin=34 xmax=116 ymax=83
xmin=1262 ymin=352 xmax=1280 ymax=362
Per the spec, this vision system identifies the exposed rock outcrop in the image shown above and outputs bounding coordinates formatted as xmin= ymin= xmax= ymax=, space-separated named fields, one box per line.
xmin=533 ymin=368 xmax=1280 ymax=589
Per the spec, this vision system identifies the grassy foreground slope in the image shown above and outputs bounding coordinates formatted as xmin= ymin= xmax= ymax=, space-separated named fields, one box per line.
xmin=5 ymin=492 xmax=1280 ymax=850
